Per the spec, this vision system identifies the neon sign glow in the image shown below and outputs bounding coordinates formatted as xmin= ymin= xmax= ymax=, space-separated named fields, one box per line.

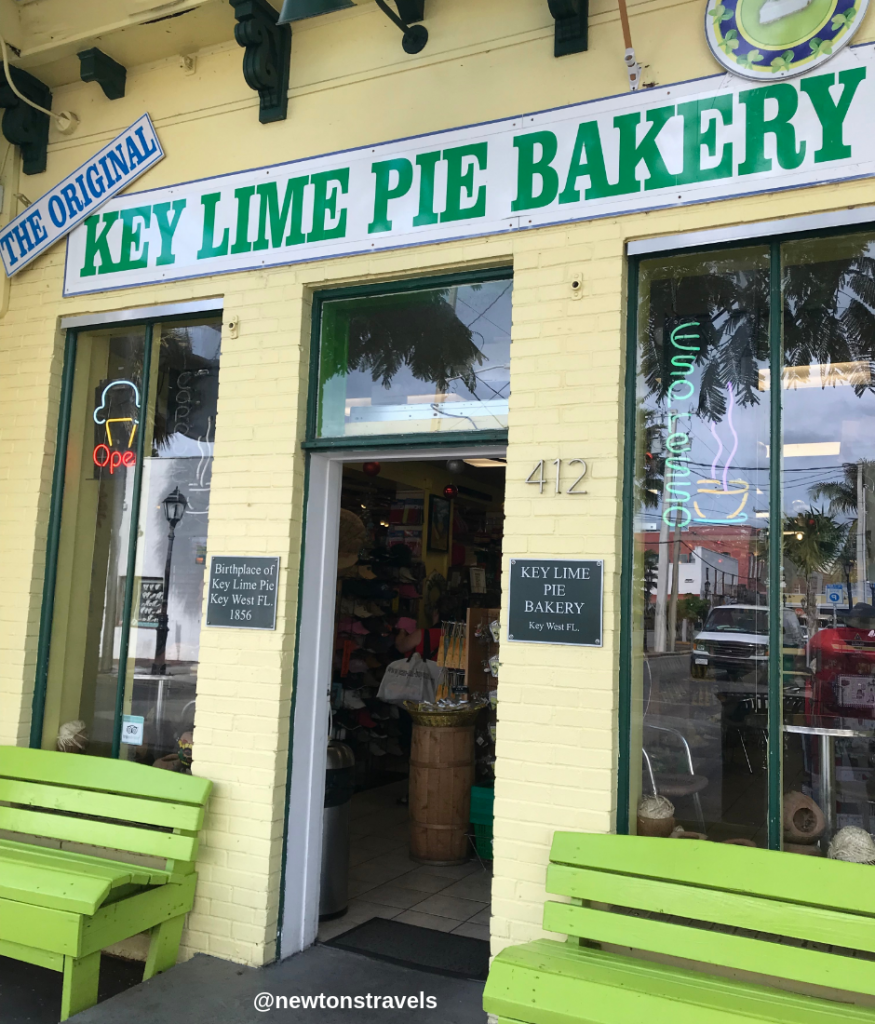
xmin=93 ymin=378 xmax=140 ymax=475
xmin=661 ymin=323 xmax=750 ymax=527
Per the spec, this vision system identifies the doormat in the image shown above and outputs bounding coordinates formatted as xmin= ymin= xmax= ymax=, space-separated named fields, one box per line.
xmin=324 ymin=918 xmax=489 ymax=980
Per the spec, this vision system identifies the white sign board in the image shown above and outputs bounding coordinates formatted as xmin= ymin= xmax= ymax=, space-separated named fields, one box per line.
xmin=1 ymin=114 xmax=163 ymax=277
xmin=121 ymin=714 xmax=145 ymax=746
xmin=63 ymin=45 xmax=875 ymax=296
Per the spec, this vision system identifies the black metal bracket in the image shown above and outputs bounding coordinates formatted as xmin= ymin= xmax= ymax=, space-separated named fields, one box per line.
xmin=548 ymin=0 xmax=588 ymax=56
xmin=396 ymin=0 xmax=424 ymax=22
xmin=230 ymin=0 xmax=291 ymax=124
xmin=78 ymin=48 xmax=127 ymax=100
xmin=374 ymin=0 xmax=428 ymax=54
xmin=0 ymin=65 xmax=51 ymax=175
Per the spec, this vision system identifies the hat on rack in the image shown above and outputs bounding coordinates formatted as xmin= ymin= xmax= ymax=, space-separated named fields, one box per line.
xmin=338 ymin=509 xmax=367 ymax=570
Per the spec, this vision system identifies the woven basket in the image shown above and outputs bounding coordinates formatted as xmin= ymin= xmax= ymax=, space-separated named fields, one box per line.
xmin=403 ymin=702 xmax=484 ymax=727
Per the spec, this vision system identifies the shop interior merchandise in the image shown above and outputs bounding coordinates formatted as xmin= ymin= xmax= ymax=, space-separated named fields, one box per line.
xmin=324 ymin=456 xmax=505 ymax=935
xmin=331 ymin=458 xmax=504 ymax=788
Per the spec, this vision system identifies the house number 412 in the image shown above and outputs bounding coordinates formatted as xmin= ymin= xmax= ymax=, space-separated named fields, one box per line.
xmin=526 ymin=459 xmax=588 ymax=495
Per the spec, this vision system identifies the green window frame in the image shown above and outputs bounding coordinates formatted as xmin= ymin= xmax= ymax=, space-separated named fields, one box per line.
xmin=31 ymin=308 xmax=222 ymax=755
xmin=619 ymin=225 xmax=875 ymax=851
xmin=303 ymin=267 xmax=514 ymax=452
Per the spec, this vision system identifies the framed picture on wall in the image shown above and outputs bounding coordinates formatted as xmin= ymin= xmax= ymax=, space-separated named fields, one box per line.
xmin=427 ymin=494 xmax=451 ymax=553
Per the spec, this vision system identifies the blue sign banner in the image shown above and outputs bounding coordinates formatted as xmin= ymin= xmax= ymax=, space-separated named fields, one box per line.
xmin=0 ymin=113 xmax=163 ymax=277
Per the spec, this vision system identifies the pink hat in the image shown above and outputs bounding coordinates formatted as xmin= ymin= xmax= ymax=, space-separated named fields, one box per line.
xmin=395 ymin=617 xmax=418 ymax=633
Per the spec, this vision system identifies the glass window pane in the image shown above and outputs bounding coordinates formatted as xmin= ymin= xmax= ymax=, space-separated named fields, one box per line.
xmin=781 ymin=233 xmax=875 ymax=852
xmin=630 ymin=247 xmax=772 ymax=844
xmin=43 ymin=319 xmax=222 ymax=769
xmin=43 ymin=326 xmax=148 ymax=756
xmin=316 ymin=279 xmax=512 ymax=438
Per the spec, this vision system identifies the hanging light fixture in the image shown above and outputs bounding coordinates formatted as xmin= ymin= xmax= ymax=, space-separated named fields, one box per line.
xmin=277 ymin=0 xmax=354 ymax=24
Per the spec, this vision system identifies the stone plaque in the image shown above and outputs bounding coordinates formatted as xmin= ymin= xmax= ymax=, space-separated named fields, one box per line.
xmin=507 ymin=558 xmax=603 ymax=646
xmin=206 ymin=556 xmax=279 ymax=630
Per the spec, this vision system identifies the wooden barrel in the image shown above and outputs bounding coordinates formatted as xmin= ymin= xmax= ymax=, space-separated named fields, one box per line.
xmin=408 ymin=722 xmax=474 ymax=865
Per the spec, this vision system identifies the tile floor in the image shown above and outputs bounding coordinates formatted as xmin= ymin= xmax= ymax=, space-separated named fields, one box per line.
xmin=317 ymin=779 xmax=492 ymax=943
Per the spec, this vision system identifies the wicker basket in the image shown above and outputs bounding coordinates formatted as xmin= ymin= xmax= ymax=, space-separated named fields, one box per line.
xmin=403 ymin=702 xmax=484 ymax=727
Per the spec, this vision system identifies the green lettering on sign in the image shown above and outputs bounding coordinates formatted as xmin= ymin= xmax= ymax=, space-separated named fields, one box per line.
xmin=738 ymin=83 xmax=805 ymax=175
xmin=80 ymin=212 xmax=120 ymax=277
xmin=800 ymin=67 xmax=866 ymax=163
xmin=116 ymin=207 xmax=151 ymax=271
xmin=413 ymin=151 xmax=441 ymax=227
xmin=253 ymin=177 xmax=309 ymax=250
xmin=308 ymin=169 xmax=350 ymax=242
xmin=369 ymin=158 xmax=413 ymax=234
xmin=152 ymin=200 xmax=186 ymax=266
xmin=197 ymin=193 xmax=229 ymax=259
xmin=441 ymin=143 xmax=487 ymax=222
xmin=559 ymin=121 xmax=614 ymax=204
xmin=608 ymin=108 xmax=676 ymax=195
xmin=675 ymin=96 xmax=734 ymax=184
xmin=512 ymin=131 xmax=559 ymax=211
xmin=230 ymin=186 xmax=257 ymax=254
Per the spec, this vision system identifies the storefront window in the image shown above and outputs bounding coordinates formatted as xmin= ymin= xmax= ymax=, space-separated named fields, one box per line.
xmin=627 ymin=231 xmax=875 ymax=853
xmin=41 ymin=318 xmax=222 ymax=769
xmin=316 ymin=277 xmax=512 ymax=438
xmin=630 ymin=247 xmax=772 ymax=843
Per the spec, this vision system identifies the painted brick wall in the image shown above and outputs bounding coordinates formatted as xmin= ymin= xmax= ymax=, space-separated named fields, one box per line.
xmin=2 ymin=0 xmax=875 ymax=969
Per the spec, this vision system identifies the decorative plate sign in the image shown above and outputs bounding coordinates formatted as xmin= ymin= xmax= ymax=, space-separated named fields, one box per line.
xmin=705 ymin=0 xmax=867 ymax=78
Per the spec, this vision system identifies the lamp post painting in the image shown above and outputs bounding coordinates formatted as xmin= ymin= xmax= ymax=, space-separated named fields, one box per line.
xmin=152 ymin=486 xmax=187 ymax=675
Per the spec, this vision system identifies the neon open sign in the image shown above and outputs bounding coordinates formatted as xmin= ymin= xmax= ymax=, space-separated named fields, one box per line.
xmin=93 ymin=378 xmax=140 ymax=476
xmin=92 ymin=445 xmax=136 ymax=473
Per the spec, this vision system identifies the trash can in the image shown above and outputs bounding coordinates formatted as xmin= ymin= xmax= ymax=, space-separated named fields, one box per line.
xmin=319 ymin=740 xmax=355 ymax=920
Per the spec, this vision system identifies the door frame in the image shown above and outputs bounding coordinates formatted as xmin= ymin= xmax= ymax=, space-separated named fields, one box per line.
xmin=279 ymin=442 xmax=507 ymax=958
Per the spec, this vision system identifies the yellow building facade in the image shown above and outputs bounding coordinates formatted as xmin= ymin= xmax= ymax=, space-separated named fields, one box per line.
xmin=3 ymin=0 xmax=875 ymax=973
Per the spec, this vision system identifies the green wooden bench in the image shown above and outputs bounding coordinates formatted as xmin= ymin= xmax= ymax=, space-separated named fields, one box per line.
xmin=484 ymin=832 xmax=875 ymax=1024
xmin=0 ymin=746 xmax=211 ymax=1021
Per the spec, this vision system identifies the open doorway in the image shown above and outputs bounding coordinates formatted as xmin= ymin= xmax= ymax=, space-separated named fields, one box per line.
xmin=314 ymin=454 xmax=505 ymax=957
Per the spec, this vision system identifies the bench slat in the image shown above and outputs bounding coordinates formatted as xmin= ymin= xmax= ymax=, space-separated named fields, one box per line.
xmin=485 ymin=940 xmax=874 ymax=1024
xmin=0 ymin=897 xmax=81 ymax=956
xmin=544 ymin=902 xmax=875 ymax=998
xmin=0 ymin=938 xmax=65 ymax=972
xmin=0 ymin=858 xmax=114 ymax=914
xmin=0 ymin=778 xmax=203 ymax=832
xmin=547 ymin=864 xmax=875 ymax=953
xmin=0 ymin=747 xmax=210 ymax=806
xmin=0 ymin=806 xmax=198 ymax=863
xmin=550 ymin=833 xmax=875 ymax=918
xmin=0 ymin=839 xmax=169 ymax=886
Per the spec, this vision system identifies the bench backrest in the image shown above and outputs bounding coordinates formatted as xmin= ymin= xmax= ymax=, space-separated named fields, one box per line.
xmin=0 ymin=747 xmax=212 ymax=866
xmin=547 ymin=833 xmax=875 ymax=997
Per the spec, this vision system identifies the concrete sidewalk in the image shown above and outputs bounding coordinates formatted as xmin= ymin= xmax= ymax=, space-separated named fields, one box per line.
xmin=4 ymin=945 xmax=487 ymax=1024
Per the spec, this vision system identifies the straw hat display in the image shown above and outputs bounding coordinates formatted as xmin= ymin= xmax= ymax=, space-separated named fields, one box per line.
xmin=337 ymin=509 xmax=366 ymax=570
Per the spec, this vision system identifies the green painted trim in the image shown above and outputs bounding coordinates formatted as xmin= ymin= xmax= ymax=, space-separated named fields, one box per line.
xmin=312 ymin=265 xmax=513 ymax=304
xmin=617 ymin=259 xmax=639 ymax=836
xmin=301 ymin=429 xmax=509 ymax=451
xmin=30 ymin=330 xmax=79 ymax=749
xmin=768 ymin=241 xmax=783 ymax=852
xmin=306 ymin=266 xmax=513 ymax=443
xmin=111 ymin=324 xmax=155 ymax=759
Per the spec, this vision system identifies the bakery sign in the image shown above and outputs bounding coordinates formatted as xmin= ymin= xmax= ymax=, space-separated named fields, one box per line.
xmin=61 ymin=42 xmax=875 ymax=295
xmin=507 ymin=559 xmax=603 ymax=647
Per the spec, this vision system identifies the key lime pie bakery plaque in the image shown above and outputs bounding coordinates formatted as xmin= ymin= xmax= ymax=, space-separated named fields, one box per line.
xmin=706 ymin=0 xmax=868 ymax=78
